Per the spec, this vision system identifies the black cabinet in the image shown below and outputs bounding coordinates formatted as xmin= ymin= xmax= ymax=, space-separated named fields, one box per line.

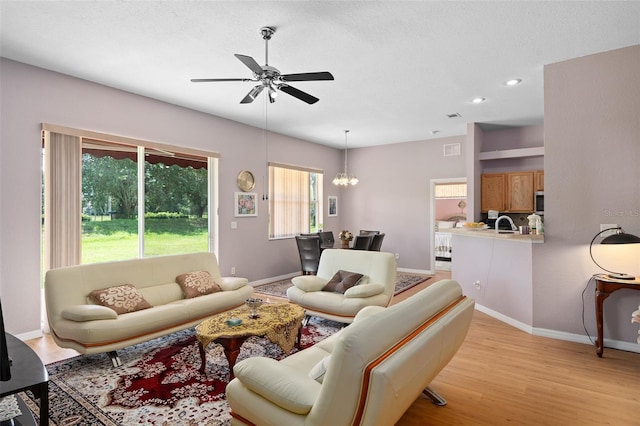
xmin=0 ymin=334 xmax=48 ymax=425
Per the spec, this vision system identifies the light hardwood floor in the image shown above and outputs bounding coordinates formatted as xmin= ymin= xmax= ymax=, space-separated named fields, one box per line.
xmin=26 ymin=270 xmax=640 ymax=425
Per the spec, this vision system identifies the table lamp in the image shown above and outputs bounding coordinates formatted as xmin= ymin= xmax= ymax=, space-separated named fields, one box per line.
xmin=589 ymin=227 xmax=640 ymax=280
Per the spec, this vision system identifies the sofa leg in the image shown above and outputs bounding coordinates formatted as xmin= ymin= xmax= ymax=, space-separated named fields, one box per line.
xmin=302 ymin=315 xmax=311 ymax=327
xmin=107 ymin=351 xmax=122 ymax=367
xmin=423 ymin=387 xmax=447 ymax=406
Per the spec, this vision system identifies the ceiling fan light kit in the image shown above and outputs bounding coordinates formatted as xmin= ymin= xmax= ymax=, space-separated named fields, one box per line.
xmin=191 ymin=26 xmax=334 ymax=104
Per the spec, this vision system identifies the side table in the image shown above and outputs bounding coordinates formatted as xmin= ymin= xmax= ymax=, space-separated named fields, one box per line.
xmin=0 ymin=334 xmax=48 ymax=425
xmin=594 ymin=274 xmax=640 ymax=357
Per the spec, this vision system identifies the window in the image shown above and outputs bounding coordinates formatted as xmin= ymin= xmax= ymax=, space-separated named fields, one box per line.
xmin=80 ymin=140 xmax=211 ymax=262
xmin=268 ymin=163 xmax=323 ymax=239
xmin=42 ymin=124 xmax=219 ymax=269
xmin=434 ymin=183 xmax=467 ymax=199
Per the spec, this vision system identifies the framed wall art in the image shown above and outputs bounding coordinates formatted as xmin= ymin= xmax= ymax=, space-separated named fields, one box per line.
xmin=235 ymin=192 xmax=257 ymax=217
xmin=328 ymin=196 xmax=338 ymax=217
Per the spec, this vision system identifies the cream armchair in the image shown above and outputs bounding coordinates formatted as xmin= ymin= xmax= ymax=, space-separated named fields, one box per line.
xmin=286 ymin=249 xmax=396 ymax=324
xmin=227 ymin=279 xmax=475 ymax=426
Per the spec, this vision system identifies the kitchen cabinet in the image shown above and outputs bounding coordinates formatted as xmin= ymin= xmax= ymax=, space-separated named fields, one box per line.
xmin=481 ymin=173 xmax=506 ymax=211
xmin=481 ymin=171 xmax=537 ymax=213
xmin=534 ymin=170 xmax=544 ymax=191
xmin=506 ymin=171 xmax=534 ymax=212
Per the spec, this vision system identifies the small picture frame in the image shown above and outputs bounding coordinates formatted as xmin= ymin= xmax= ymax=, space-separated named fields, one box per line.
xmin=235 ymin=192 xmax=257 ymax=217
xmin=328 ymin=196 xmax=338 ymax=217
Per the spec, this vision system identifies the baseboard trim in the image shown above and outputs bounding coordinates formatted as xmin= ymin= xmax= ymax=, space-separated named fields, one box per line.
xmin=533 ymin=327 xmax=640 ymax=353
xmin=474 ymin=304 xmax=533 ymax=334
xmin=397 ymin=267 xmax=432 ymax=275
xmin=475 ymin=304 xmax=640 ymax=354
xmin=249 ymin=272 xmax=299 ymax=287
xmin=15 ymin=329 xmax=43 ymax=341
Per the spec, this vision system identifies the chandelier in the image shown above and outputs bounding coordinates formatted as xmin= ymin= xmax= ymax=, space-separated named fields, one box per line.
xmin=332 ymin=130 xmax=359 ymax=186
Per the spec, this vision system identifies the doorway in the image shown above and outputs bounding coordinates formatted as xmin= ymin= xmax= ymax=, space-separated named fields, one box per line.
xmin=429 ymin=178 xmax=467 ymax=273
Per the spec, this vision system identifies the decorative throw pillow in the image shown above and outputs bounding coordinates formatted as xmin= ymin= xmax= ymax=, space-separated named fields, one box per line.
xmin=89 ymin=284 xmax=152 ymax=314
xmin=175 ymin=270 xmax=222 ymax=299
xmin=322 ymin=270 xmax=364 ymax=293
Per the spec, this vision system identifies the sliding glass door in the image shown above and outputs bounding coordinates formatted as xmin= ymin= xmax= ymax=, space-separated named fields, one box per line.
xmin=81 ymin=149 xmax=140 ymax=263
xmin=43 ymin=129 xmax=218 ymax=267
xmin=143 ymin=149 xmax=209 ymax=257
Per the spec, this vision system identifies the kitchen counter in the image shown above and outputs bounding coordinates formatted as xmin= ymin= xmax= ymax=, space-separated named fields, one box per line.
xmin=448 ymin=227 xmax=544 ymax=243
xmin=450 ymin=227 xmax=540 ymax=331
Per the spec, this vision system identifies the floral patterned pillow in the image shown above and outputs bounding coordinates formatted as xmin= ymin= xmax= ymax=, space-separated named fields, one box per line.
xmin=175 ymin=270 xmax=222 ymax=299
xmin=89 ymin=284 xmax=152 ymax=314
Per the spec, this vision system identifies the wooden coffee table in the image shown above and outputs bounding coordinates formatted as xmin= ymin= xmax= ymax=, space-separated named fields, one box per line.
xmin=196 ymin=302 xmax=305 ymax=379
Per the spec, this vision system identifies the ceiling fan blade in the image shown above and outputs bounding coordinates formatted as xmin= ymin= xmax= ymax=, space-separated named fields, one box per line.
xmin=240 ymin=85 xmax=265 ymax=104
xmin=281 ymin=72 xmax=334 ymax=82
xmin=191 ymin=78 xmax=254 ymax=82
xmin=235 ymin=54 xmax=264 ymax=75
xmin=279 ymin=84 xmax=319 ymax=104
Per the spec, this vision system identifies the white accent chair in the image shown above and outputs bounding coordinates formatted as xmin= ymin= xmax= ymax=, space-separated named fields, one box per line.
xmin=227 ymin=279 xmax=475 ymax=426
xmin=286 ymin=249 xmax=396 ymax=324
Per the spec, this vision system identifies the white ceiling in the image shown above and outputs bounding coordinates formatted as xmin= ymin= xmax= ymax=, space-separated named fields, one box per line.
xmin=1 ymin=1 xmax=639 ymax=148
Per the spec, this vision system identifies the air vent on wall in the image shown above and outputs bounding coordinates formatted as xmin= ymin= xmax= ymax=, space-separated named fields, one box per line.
xmin=443 ymin=143 xmax=461 ymax=157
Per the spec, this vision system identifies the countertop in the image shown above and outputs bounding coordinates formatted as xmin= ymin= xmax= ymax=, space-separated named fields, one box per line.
xmin=448 ymin=227 xmax=544 ymax=243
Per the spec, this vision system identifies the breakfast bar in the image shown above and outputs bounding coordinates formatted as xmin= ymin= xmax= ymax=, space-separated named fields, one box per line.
xmin=449 ymin=228 xmax=543 ymax=331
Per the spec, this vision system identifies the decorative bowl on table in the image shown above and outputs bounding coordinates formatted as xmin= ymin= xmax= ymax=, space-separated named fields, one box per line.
xmin=245 ymin=298 xmax=263 ymax=319
xmin=225 ymin=317 xmax=243 ymax=327
xmin=463 ymin=222 xmax=488 ymax=231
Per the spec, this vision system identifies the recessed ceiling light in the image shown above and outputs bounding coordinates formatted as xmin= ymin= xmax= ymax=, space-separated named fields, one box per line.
xmin=505 ymin=78 xmax=522 ymax=86
xmin=471 ymin=97 xmax=486 ymax=104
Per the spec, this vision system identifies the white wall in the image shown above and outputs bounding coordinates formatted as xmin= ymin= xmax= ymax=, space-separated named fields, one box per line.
xmin=0 ymin=58 xmax=343 ymax=334
xmin=4 ymin=45 xmax=637 ymax=346
xmin=480 ymin=124 xmax=545 ymax=173
xmin=538 ymin=45 xmax=640 ymax=344
xmin=0 ymin=58 xmax=467 ymax=335
xmin=343 ymin=136 xmax=466 ymax=270
xmin=452 ymin=234 xmax=533 ymax=327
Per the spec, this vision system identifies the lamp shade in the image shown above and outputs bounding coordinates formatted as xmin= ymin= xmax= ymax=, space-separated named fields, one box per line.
xmin=601 ymin=232 xmax=640 ymax=245
xmin=589 ymin=227 xmax=640 ymax=280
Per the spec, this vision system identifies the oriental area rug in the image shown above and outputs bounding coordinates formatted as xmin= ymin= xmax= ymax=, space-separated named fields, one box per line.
xmin=21 ymin=318 xmax=342 ymax=426
xmin=254 ymin=272 xmax=432 ymax=299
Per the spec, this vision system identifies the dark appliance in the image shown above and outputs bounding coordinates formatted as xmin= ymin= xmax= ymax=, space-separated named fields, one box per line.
xmin=535 ymin=191 xmax=544 ymax=215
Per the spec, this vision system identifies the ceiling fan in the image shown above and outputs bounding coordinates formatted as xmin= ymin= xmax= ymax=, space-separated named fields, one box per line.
xmin=191 ymin=26 xmax=334 ymax=105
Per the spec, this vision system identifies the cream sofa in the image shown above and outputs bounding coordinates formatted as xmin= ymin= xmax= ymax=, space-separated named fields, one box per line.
xmin=227 ymin=279 xmax=475 ymax=426
xmin=286 ymin=249 xmax=397 ymax=324
xmin=45 ymin=252 xmax=253 ymax=366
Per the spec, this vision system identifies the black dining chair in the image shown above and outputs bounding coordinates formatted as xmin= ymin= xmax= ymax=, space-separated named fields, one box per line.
xmin=318 ymin=231 xmax=335 ymax=251
xmin=352 ymin=234 xmax=374 ymax=250
xmin=369 ymin=233 xmax=385 ymax=251
xmin=295 ymin=235 xmax=322 ymax=275
xmin=359 ymin=230 xmax=380 ymax=236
